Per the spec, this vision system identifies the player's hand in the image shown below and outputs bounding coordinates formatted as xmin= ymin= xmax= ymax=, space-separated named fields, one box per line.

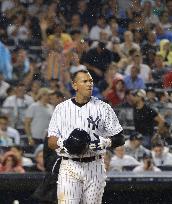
xmin=89 ymin=136 xmax=111 ymax=151
xmin=98 ymin=137 xmax=111 ymax=149
xmin=89 ymin=139 xmax=100 ymax=151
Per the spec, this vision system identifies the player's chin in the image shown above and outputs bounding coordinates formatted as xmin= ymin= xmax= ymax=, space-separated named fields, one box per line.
xmin=86 ymin=89 xmax=93 ymax=96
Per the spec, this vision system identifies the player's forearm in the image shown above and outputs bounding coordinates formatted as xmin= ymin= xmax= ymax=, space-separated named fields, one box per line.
xmin=89 ymin=131 xmax=125 ymax=151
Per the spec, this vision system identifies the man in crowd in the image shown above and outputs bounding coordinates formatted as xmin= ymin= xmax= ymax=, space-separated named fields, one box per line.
xmin=124 ymin=131 xmax=150 ymax=161
xmin=130 ymin=89 xmax=164 ymax=148
xmin=24 ymin=87 xmax=54 ymax=145
xmin=0 ymin=115 xmax=20 ymax=146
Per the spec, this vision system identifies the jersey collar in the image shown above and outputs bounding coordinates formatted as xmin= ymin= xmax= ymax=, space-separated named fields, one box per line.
xmin=71 ymin=97 xmax=90 ymax=107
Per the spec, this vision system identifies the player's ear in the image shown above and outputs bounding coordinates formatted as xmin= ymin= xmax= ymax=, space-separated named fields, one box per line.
xmin=72 ymin=81 xmax=78 ymax=91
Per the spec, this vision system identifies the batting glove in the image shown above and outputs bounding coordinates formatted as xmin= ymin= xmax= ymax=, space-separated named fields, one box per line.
xmin=89 ymin=136 xmax=112 ymax=151
xmin=57 ymin=138 xmax=68 ymax=153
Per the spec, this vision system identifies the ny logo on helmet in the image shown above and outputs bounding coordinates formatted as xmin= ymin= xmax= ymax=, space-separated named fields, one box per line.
xmin=87 ymin=116 xmax=100 ymax=130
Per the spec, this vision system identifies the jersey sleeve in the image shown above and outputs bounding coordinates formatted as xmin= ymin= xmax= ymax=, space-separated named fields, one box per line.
xmin=48 ymin=106 xmax=61 ymax=137
xmin=104 ymin=104 xmax=123 ymax=136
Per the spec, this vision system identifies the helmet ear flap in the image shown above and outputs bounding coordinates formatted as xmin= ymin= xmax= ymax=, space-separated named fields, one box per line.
xmin=64 ymin=128 xmax=91 ymax=155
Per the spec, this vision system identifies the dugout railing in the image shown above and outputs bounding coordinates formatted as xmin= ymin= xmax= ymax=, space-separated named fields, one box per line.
xmin=0 ymin=172 xmax=172 ymax=204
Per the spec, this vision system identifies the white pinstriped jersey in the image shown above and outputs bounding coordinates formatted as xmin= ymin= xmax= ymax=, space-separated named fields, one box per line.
xmin=48 ymin=96 xmax=123 ymax=157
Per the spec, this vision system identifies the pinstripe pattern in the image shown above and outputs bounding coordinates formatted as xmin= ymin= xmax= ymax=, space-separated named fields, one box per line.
xmin=48 ymin=96 xmax=122 ymax=203
xmin=57 ymin=158 xmax=106 ymax=204
xmin=48 ymin=96 xmax=122 ymax=158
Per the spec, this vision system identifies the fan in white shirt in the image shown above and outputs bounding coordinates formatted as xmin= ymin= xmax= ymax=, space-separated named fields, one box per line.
xmin=109 ymin=145 xmax=140 ymax=172
xmin=0 ymin=115 xmax=20 ymax=146
xmin=89 ymin=15 xmax=111 ymax=41
xmin=2 ymin=82 xmax=34 ymax=129
xmin=151 ymin=141 xmax=172 ymax=166
xmin=0 ymin=72 xmax=10 ymax=100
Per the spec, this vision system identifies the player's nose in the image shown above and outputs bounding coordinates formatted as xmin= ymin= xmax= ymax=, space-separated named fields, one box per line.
xmin=88 ymin=84 xmax=93 ymax=89
xmin=87 ymin=82 xmax=93 ymax=87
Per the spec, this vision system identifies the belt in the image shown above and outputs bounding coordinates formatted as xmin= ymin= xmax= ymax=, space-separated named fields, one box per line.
xmin=62 ymin=155 xmax=102 ymax=162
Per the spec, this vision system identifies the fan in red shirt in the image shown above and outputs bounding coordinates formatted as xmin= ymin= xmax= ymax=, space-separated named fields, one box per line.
xmin=163 ymin=71 xmax=172 ymax=88
xmin=105 ymin=77 xmax=126 ymax=107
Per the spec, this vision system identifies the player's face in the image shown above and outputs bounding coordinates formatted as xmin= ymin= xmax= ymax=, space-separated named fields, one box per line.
xmin=73 ymin=72 xmax=93 ymax=98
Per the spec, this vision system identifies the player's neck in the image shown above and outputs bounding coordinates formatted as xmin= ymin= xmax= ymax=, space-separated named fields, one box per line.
xmin=75 ymin=95 xmax=91 ymax=104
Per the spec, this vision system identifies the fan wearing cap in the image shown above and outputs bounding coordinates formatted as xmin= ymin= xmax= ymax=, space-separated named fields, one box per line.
xmin=124 ymin=131 xmax=150 ymax=161
xmin=133 ymin=152 xmax=161 ymax=172
xmin=130 ymin=89 xmax=164 ymax=149
xmin=24 ymin=87 xmax=54 ymax=145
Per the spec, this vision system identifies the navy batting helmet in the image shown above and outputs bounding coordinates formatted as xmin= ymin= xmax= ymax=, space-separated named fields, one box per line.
xmin=64 ymin=128 xmax=91 ymax=155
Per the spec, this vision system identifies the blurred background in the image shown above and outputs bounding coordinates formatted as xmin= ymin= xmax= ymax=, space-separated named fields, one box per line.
xmin=0 ymin=0 xmax=172 ymax=203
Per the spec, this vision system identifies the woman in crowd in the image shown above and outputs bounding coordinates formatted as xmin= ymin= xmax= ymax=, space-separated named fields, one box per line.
xmin=0 ymin=151 xmax=25 ymax=173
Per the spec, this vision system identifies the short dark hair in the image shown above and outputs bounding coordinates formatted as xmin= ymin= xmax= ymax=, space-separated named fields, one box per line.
xmin=129 ymin=131 xmax=143 ymax=140
xmin=6 ymin=86 xmax=14 ymax=95
xmin=71 ymin=69 xmax=89 ymax=82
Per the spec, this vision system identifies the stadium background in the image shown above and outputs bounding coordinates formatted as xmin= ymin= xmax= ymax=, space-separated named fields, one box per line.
xmin=0 ymin=0 xmax=172 ymax=203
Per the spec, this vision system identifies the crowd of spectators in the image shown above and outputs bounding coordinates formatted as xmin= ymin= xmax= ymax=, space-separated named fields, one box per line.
xmin=0 ymin=0 xmax=172 ymax=174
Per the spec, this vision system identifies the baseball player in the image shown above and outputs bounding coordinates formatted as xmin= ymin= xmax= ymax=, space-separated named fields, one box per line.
xmin=48 ymin=69 xmax=125 ymax=204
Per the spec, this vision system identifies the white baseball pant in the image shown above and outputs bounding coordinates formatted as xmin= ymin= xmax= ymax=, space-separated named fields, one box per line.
xmin=57 ymin=158 xmax=106 ymax=204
